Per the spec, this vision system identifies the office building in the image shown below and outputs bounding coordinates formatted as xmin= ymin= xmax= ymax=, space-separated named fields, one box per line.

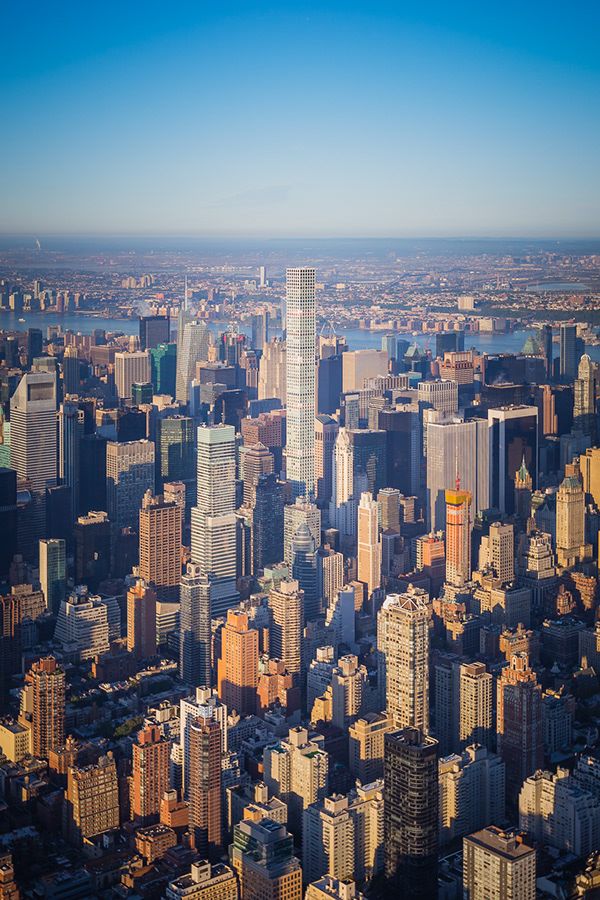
xmin=150 ymin=342 xmax=177 ymax=397
xmin=459 ymin=662 xmax=493 ymax=750
xmin=488 ymin=406 xmax=538 ymax=515
xmin=315 ymin=414 xmax=339 ymax=505
xmin=127 ymin=579 xmax=157 ymax=660
xmin=263 ymin=726 xmax=329 ymax=836
xmin=106 ymin=439 xmax=155 ymax=531
xmin=176 ymin=321 xmax=210 ymax=404
xmin=330 ymin=428 xmax=386 ymax=545
xmin=189 ymin=710 xmax=222 ymax=858
xmin=316 ymin=546 xmax=344 ymax=609
xmin=179 ymin=565 xmax=212 ymax=687
xmin=559 ymin=323 xmax=578 ymax=381
xmin=251 ymin=310 xmax=269 ymax=350
xmin=131 ymin=722 xmax=171 ymax=824
xmin=74 ymin=511 xmax=111 ymax=588
xmin=25 ymin=656 xmax=65 ymax=759
xmin=39 ymin=538 xmax=66 ymax=614
xmin=357 ymin=492 xmax=381 ymax=598
xmin=63 ymin=343 xmax=80 ymax=394
xmin=10 ymin=372 xmax=57 ymax=556
xmin=115 ymin=350 xmax=151 ymax=401
xmin=253 ymin=474 xmax=285 ymax=572
xmin=556 ymin=472 xmax=589 ymax=567
xmin=378 ymin=404 xmax=422 ymax=497
xmin=284 ymin=496 xmax=321 ymax=565
xmin=191 ymin=425 xmax=239 ymax=617
xmin=54 ymin=587 xmax=120 ymax=660
xmin=58 ymin=400 xmax=84 ymax=522
xmin=342 ymin=349 xmax=388 ymax=393
xmin=157 ymin=416 xmax=196 ymax=493
xmin=258 ymin=337 xmax=286 ymax=404
xmin=139 ymin=490 xmax=182 ymax=599
xmin=139 ymin=314 xmax=170 ymax=351
xmin=463 ymin=827 xmax=535 ymax=900
xmin=377 ymin=588 xmax=429 ymax=731
xmin=439 ymin=745 xmax=505 ymax=845
xmin=573 ymin=354 xmax=596 ymax=439
xmin=384 ymin=728 xmax=439 ymax=897
xmin=291 ymin=523 xmax=320 ymax=621
xmin=268 ymin=579 xmax=304 ymax=680
xmin=66 ymin=754 xmax=120 ymax=844
xmin=445 ymin=485 xmax=472 ymax=588
xmin=217 ymin=610 xmax=259 ymax=716
xmin=497 ymin=654 xmax=543 ymax=797
xmin=230 ymin=818 xmax=302 ymax=900
xmin=285 ymin=267 xmax=316 ymax=497
xmin=240 ymin=442 xmax=274 ymax=506
xmin=426 ymin=417 xmax=489 ymax=531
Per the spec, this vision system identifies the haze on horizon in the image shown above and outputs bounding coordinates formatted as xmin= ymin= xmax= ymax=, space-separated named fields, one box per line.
xmin=1 ymin=1 xmax=599 ymax=238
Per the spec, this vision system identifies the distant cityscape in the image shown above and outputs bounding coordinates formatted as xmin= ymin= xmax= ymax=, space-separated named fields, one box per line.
xmin=0 ymin=240 xmax=599 ymax=899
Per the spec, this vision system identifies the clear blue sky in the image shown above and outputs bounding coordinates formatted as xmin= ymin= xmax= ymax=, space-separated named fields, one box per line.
xmin=2 ymin=1 xmax=599 ymax=237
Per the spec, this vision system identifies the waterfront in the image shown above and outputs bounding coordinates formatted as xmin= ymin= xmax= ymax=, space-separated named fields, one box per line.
xmin=3 ymin=308 xmax=600 ymax=363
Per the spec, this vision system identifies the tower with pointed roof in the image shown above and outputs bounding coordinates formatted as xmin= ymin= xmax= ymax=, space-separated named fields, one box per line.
xmin=514 ymin=455 xmax=533 ymax=522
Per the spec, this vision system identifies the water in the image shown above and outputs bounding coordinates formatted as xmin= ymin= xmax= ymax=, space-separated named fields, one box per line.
xmin=4 ymin=309 xmax=600 ymax=363
xmin=527 ymin=282 xmax=592 ymax=292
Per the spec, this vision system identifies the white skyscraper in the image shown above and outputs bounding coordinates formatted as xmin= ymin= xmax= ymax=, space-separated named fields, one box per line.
xmin=357 ymin=492 xmax=381 ymax=597
xmin=285 ymin=267 xmax=316 ymax=497
xmin=114 ymin=350 xmax=151 ymax=400
xmin=10 ymin=371 xmax=57 ymax=555
xmin=176 ymin=320 xmax=210 ymax=404
xmin=191 ymin=425 xmax=239 ymax=616
xmin=426 ymin=417 xmax=489 ymax=532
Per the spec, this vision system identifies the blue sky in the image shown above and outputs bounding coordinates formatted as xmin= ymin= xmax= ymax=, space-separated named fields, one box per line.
xmin=2 ymin=1 xmax=599 ymax=236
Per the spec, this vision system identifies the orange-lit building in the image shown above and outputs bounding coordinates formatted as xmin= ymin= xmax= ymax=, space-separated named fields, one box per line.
xmin=131 ymin=723 xmax=171 ymax=824
xmin=127 ymin=579 xmax=157 ymax=661
xmin=445 ymin=485 xmax=472 ymax=587
xmin=189 ymin=713 xmax=222 ymax=859
xmin=217 ymin=610 xmax=259 ymax=716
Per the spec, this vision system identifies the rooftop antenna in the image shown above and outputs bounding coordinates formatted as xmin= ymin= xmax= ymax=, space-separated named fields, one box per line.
xmin=184 ymin=274 xmax=188 ymax=311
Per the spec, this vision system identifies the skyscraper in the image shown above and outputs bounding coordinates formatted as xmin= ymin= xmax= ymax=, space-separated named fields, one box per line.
xmin=106 ymin=439 xmax=155 ymax=531
xmin=258 ymin=337 xmax=286 ymax=403
xmin=426 ymin=417 xmax=489 ymax=531
xmin=357 ymin=492 xmax=381 ymax=598
xmin=62 ymin=344 xmax=80 ymax=394
xmin=240 ymin=442 xmax=274 ymax=506
xmin=459 ymin=661 xmax=493 ymax=750
xmin=488 ymin=406 xmax=538 ymax=515
xmin=556 ymin=472 xmax=588 ymax=567
xmin=497 ymin=653 xmax=543 ymax=798
xmin=131 ymin=722 xmax=171 ymax=824
xmin=66 ymin=754 xmax=120 ymax=844
xmin=285 ymin=267 xmax=316 ymax=497
xmin=230 ymin=817 xmax=303 ymax=900
xmin=188 ymin=710 xmax=222 ymax=858
xmin=150 ymin=342 xmax=177 ymax=397
xmin=127 ymin=579 xmax=157 ymax=660
xmin=573 ymin=353 xmax=596 ymax=439
xmin=253 ymin=473 xmax=284 ymax=572
xmin=559 ymin=323 xmax=577 ymax=381
xmin=179 ymin=564 xmax=212 ymax=688
xmin=10 ymin=371 xmax=57 ymax=556
xmin=114 ymin=350 xmax=151 ymax=401
xmin=377 ymin=588 xmax=429 ymax=732
xmin=445 ymin=484 xmax=472 ymax=588
xmin=176 ymin=321 xmax=210 ymax=405
xmin=191 ymin=425 xmax=239 ymax=617
xmin=384 ymin=728 xmax=439 ymax=898
xmin=268 ymin=579 xmax=304 ymax=681
xmin=251 ymin=310 xmax=270 ymax=350
xmin=58 ymin=399 xmax=84 ymax=523
xmin=26 ymin=656 xmax=65 ymax=759
xmin=217 ymin=609 xmax=259 ymax=716
xmin=291 ymin=524 xmax=320 ymax=622
xmin=139 ymin=491 xmax=182 ymax=599
xmin=315 ymin=414 xmax=339 ymax=505
xmin=39 ymin=538 xmax=66 ymax=614
xmin=139 ymin=314 xmax=170 ymax=351
xmin=463 ymin=827 xmax=535 ymax=900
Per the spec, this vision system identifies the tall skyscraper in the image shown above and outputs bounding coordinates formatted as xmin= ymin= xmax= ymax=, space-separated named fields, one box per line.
xmin=114 ymin=350 xmax=151 ymax=401
xmin=191 ymin=425 xmax=239 ymax=617
xmin=39 ymin=538 xmax=66 ymax=614
xmin=479 ymin=522 xmax=514 ymax=584
xmin=258 ymin=337 xmax=286 ymax=403
xmin=497 ymin=653 xmax=543 ymax=798
xmin=26 ymin=656 xmax=65 ymax=759
xmin=10 ymin=372 xmax=57 ymax=556
xmin=542 ymin=324 xmax=553 ymax=380
xmin=157 ymin=416 xmax=196 ymax=494
xmin=559 ymin=323 xmax=578 ymax=381
xmin=384 ymin=728 xmax=439 ymax=898
xmin=426 ymin=417 xmax=489 ymax=531
xmin=315 ymin=414 xmax=339 ymax=504
xmin=284 ymin=496 xmax=321 ymax=565
xmin=291 ymin=524 xmax=320 ymax=622
xmin=240 ymin=442 xmax=274 ymax=506
xmin=150 ymin=342 xmax=177 ymax=397
xmin=251 ymin=310 xmax=269 ymax=350
xmin=377 ymin=588 xmax=429 ymax=732
xmin=268 ymin=579 xmax=304 ymax=681
xmin=139 ymin=491 xmax=182 ymax=599
xmin=131 ymin=722 xmax=171 ymax=824
xmin=263 ymin=726 xmax=329 ymax=836
xmin=179 ymin=564 xmax=212 ymax=688
xmin=188 ymin=710 xmax=222 ymax=858
xmin=217 ymin=609 xmax=259 ymax=716
xmin=139 ymin=314 xmax=170 ymax=351
xmin=285 ymin=267 xmax=316 ymax=497
xmin=488 ymin=406 xmax=538 ymax=515
xmin=439 ymin=745 xmax=505 ymax=844
xmin=66 ymin=754 xmax=120 ymax=844
xmin=302 ymin=794 xmax=355 ymax=885
xmin=357 ymin=492 xmax=381 ymax=598
xmin=573 ymin=353 xmax=596 ymax=439
xmin=445 ymin=484 xmax=472 ymax=588
xmin=556 ymin=472 xmax=588 ymax=567
xmin=176 ymin=321 xmax=210 ymax=405
xmin=330 ymin=428 xmax=386 ymax=545
xmin=58 ymin=399 xmax=84 ymax=523
xmin=127 ymin=579 xmax=157 ymax=660
xmin=253 ymin=473 xmax=284 ymax=572
xmin=106 ymin=440 xmax=155 ymax=531
xmin=0 ymin=468 xmax=17 ymax=581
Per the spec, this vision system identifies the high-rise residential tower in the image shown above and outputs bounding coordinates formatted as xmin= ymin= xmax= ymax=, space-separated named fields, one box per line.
xmin=188 ymin=710 xmax=222 ymax=858
xmin=497 ymin=653 xmax=543 ymax=798
xmin=216 ymin=609 xmax=259 ymax=716
xmin=26 ymin=656 xmax=65 ymax=759
xmin=426 ymin=417 xmax=489 ymax=531
xmin=445 ymin=484 xmax=472 ymax=587
xmin=191 ymin=425 xmax=239 ymax=617
xmin=357 ymin=492 xmax=381 ymax=598
xmin=285 ymin=267 xmax=316 ymax=497
xmin=573 ymin=353 xmax=596 ymax=440
xmin=131 ymin=722 xmax=171 ymax=824
xmin=179 ymin=564 xmax=212 ymax=687
xmin=39 ymin=538 xmax=66 ymax=614
xmin=139 ymin=490 xmax=182 ymax=600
